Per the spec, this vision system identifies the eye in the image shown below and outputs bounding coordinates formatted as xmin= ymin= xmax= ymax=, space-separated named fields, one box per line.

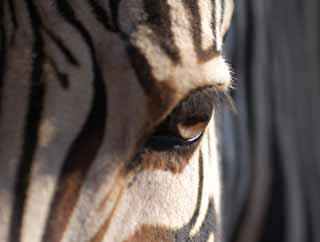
xmin=129 ymin=87 xmax=231 ymax=173
xmin=144 ymin=116 xmax=208 ymax=151
xmin=144 ymin=87 xmax=218 ymax=152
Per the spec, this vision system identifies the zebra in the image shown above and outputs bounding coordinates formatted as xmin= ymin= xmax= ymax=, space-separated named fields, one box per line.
xmin=0 ymin=0 xmax=234 ymax=242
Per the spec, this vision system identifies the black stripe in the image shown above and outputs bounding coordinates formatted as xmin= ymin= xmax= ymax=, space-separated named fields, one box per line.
xmin=109 ymin=0 xmax=121 ymax=32
xmin=42 ymin=25 xmax=82 ymax=89
xmin=221 ymin=0 xmax=225 ymax=29
xmin=42 ymin=1 xmax=107 ymax=241
xmin=9 ymin=1 xmax=45 ymax=242
xmin=88 ymin=0 xmax=117 ymax=32
xmin=126 ymin=46 xmax=158 ymax=96
xmin=47 ymin=56 xmax=70 ymax=89
xmin=211 ymin=0 xmax=217 ymax=42
xmin=190 ymin=200 xmax=218 ymax=242
xmin=182 ymin=0 xmax=220 ymax=62
xmin=126 ymin=45 xmax=172 ymax=117
xmin=42 ymin=26 xmax=80 ymax=66
xmin=39 ymin=22 xmax=80 ymax=89
xmin=0 ymin=1 xmax=6 ymax=120
xmin=188 ymin=151 xmax=204 ymax=228
xmin=143 ymin=0 xmax=181 ymax=63
xmin=174 ymin=151 xmax=206 ymax=241
xmin=182 ymin=0 xmax=203 ymax=57
xmin=7 ymin=0 xmax=18 ymax=46
xmin=8 ymin=0 xmax=18 ymax=33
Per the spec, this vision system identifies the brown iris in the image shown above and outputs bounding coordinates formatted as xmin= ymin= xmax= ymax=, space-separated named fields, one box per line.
xmin=177 ymin=120 xmax=207 ymax=141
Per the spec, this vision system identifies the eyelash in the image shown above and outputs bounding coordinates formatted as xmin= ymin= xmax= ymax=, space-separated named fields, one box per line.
xmin=142 ymin=88 xmax=233 ymax=152
xmin=144 ymin=88 xmax=233 ymax=151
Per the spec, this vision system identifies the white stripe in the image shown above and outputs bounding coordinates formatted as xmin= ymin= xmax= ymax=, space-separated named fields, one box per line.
xmin=21 ymin=166 xmax=58 ymax=242
xmin=206 ymin=115 xmax=222 ymax=221
xmin=221 ymin=0 xmax=235 ymax=37
xmin=167 ymin=0 xmax=198 ymax=64
xmin=215 ymin=0 xmax=223 ymax=51
xmin=207 ymin=233 xmax=216 ymax=242
xmin=191 ymin=116 xmax=221 ymax=236
xmin=199 ymin=0 xmax=215 ymax=50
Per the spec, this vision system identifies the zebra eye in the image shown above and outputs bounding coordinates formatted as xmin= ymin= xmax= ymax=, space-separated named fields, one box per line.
xmin=144 ymin=88 xmax=217 ymax=151
xmin=144 ymin=116 xmax=208 ymax=151
xmin=132 ymin=87 xmax=231 ymax=173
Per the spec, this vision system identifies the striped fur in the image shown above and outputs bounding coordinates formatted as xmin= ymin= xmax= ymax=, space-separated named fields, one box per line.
xmin=0 ymin=1 xmax=233 ymax=242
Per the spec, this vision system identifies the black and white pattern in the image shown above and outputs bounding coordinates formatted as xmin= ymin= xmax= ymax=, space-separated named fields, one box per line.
xmin=0 ymin=1 xmax=234 ymax=242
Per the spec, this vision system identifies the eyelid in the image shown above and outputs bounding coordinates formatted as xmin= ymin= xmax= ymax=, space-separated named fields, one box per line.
xmin=167 ymin=86 xmax=233 ymax=125
xmin=142 ymin=86 xmax=233 ymax=152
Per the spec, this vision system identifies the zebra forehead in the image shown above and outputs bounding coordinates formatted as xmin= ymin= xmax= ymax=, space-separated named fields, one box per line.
xmin=118 ymin=0 xmax=232 ymax=108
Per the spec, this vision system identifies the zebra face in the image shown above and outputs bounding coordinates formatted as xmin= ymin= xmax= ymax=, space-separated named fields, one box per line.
xmin=98 ymin=0 xmax=234 ymax=170
xmin=0 ymin=0 xmax=234 ymax=242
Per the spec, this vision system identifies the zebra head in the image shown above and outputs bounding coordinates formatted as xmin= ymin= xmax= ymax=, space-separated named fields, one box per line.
xmin=0 ymin=0 xmax=234 ymax=242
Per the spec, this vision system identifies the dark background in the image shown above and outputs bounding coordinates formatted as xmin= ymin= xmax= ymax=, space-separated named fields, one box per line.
xmin=222 ymin=1 xmax=320 ymax=242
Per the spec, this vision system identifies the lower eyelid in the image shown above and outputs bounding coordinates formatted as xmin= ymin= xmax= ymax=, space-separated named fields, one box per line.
xmin=135 ymin=141 xmax=199 ymax=173
xmin=130 ymin=132 xmax=204 ymax=173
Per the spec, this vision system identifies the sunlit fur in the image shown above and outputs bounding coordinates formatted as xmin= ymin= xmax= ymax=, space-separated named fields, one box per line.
xmin=0 ymin=1 xmax=234 ymax=242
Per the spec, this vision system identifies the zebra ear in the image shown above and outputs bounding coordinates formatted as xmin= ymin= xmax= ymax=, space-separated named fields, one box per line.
xmin=221 ymin=0 xmax=235 ymax=38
